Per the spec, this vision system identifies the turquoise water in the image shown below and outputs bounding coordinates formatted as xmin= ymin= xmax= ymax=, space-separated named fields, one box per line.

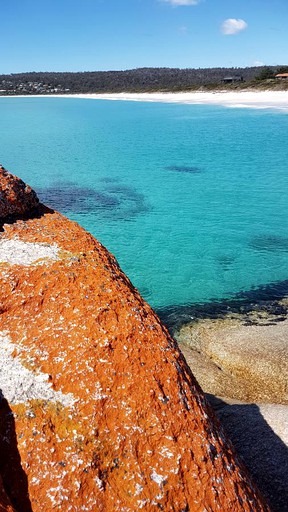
xmin=0 ymin=97 xmax=287 ymax=314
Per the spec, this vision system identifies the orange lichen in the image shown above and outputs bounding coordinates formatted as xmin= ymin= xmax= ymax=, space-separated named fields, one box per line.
xmin=0 ymin=166 xmax=38 ymax=218
xmin=0 ymin=168 xmax=270 ymax=511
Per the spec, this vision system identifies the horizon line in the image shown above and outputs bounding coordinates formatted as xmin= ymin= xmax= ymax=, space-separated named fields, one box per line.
xmin=1 ymin=64 xmax=285 ymax=76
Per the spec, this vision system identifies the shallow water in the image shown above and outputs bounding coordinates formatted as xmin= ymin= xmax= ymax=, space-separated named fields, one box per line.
xmin=0 ymin=97 xmax=287 ymax=313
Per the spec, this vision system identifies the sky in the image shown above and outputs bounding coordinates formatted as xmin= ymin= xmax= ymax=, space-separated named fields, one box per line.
xmin=1 ymin=0 xmax=288 ymax=73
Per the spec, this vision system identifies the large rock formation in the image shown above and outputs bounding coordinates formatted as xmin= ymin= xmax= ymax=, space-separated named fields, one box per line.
xmin=0 ymin=167 xmax=269 ymax=511
xmin=177 ymin=316 xmax=288 ymax=404
xmin=0 ymin=166 xmax=39 ymax=218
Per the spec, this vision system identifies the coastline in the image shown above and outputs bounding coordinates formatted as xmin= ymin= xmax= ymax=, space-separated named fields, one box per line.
xmin=1 ymin=108 xmax=287 ymax=509
xmin=2 ymin=90 xmax=288 ymax=110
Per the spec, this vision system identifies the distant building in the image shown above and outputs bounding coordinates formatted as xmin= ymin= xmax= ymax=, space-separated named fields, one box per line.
xmin=275 ymin=73 xmax=288 ymax=80
xmin=222 ymin=76 xmax=243 ymax=83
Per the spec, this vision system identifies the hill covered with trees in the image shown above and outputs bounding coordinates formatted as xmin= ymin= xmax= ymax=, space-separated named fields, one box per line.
xmin=0 ymin=66 xmax=287 ymax=95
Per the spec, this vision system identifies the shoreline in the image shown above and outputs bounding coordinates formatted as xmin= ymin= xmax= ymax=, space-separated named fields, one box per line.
xmin=1 ymin=90 xmax=288 ymax=110
xmin=177 ymin=313 xmax=288 ymax=403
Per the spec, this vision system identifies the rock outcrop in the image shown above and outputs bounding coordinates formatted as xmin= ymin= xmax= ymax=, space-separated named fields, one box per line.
xmin=0 ymin=165 xmax=39 ymax=219
xmin=0 ymin=167 xmax=269 ymax=511
xmin=207 ymin=396 xmax=288 ymax=512
xmin=177 ymin=317 xmax=288 ymax=404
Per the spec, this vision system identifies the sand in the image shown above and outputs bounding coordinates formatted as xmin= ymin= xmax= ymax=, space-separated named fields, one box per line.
xmin=3 ymin=90 xmax=288 ymax=111
xmin=73 ymin=90 xmax=288 ymax=111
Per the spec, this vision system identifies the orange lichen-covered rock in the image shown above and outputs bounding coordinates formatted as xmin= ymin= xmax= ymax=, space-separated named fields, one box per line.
xmin=0 ymin=168 xmax=269 ymax=511
xmin=0 ymin=165 xmax=38 ymax=218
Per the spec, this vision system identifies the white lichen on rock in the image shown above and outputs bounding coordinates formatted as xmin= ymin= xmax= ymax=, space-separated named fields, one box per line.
xmin=0 ymin=238 xmax=60 ymax=265
xmin=0 ymin=332 xmax=75 ymax=406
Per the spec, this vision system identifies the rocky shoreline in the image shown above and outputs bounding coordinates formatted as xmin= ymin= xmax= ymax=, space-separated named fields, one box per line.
xmin=207 ymin=396 xmax=288 ymax=512
xmin=0 ymin=166 xmax=272 ymax=511
xmin=173 ymin=307 xmax=288 ymax=511
xmin=175 ymin=307 xmax=288 ymax=404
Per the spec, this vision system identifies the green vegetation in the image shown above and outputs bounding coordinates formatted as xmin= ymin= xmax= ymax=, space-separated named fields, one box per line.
xmin=276 ymin=66 xmax=288 ymax=74
xmin=254 ymin=66 xmax=276 ymax=80
xmin=1 ymin=65 xmax=288 ymax=95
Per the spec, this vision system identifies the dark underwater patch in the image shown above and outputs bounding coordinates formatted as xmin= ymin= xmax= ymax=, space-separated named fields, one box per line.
xmin=216 ymin=254 xmax=236 ymax=270
xmin=104 ymin=184 xmax=149 ymax=218
xmin=36 ymin=183 xmax=119 ymax=215
xmin=99 ymin=176 xmax=121 ymax=183
xmin=36 ymin=181 xmax=149 ymax=220
xmin=165 ymin=165 xmax=202 ymax=174
xmin=249 ymin=234 xmax=288 ymax=253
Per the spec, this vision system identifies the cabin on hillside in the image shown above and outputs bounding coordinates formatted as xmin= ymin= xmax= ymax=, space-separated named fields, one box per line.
xmin=275 ymin=73 xmax=288 ymax=80
xmin=222 ymin=76 xmax=244 ymax=84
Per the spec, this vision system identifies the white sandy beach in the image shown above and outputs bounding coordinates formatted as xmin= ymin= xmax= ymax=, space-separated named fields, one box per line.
xmin=74 ymin=90 xmax=288 ymax=111
xmin=4 ymin=90 xmax=288 ymax=111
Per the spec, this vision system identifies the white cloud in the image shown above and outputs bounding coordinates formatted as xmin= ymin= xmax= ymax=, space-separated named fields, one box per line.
xmin=253 ymin=60 xmax=264 ymax=67
xmin=221 ymin=18 xmax=248 ymax=35
xmin=161 ymin=0 xmax=200 ymax=6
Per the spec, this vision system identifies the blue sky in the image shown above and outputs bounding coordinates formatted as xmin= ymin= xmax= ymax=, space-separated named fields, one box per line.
xmin=2 ymin=0 xmax=288 ymax=73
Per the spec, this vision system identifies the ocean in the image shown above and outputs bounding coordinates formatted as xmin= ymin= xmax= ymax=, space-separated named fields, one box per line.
xmin=1 ymin=97 xmax=287 ymax=325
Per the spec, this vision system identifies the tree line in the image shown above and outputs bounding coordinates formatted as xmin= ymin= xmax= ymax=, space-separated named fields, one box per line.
xmin=1 ymin=66 xmax=287 ymax=94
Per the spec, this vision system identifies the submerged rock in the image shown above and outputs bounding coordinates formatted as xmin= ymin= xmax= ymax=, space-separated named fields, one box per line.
xmin=0 ymin=168 xmax=269 ymax=511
